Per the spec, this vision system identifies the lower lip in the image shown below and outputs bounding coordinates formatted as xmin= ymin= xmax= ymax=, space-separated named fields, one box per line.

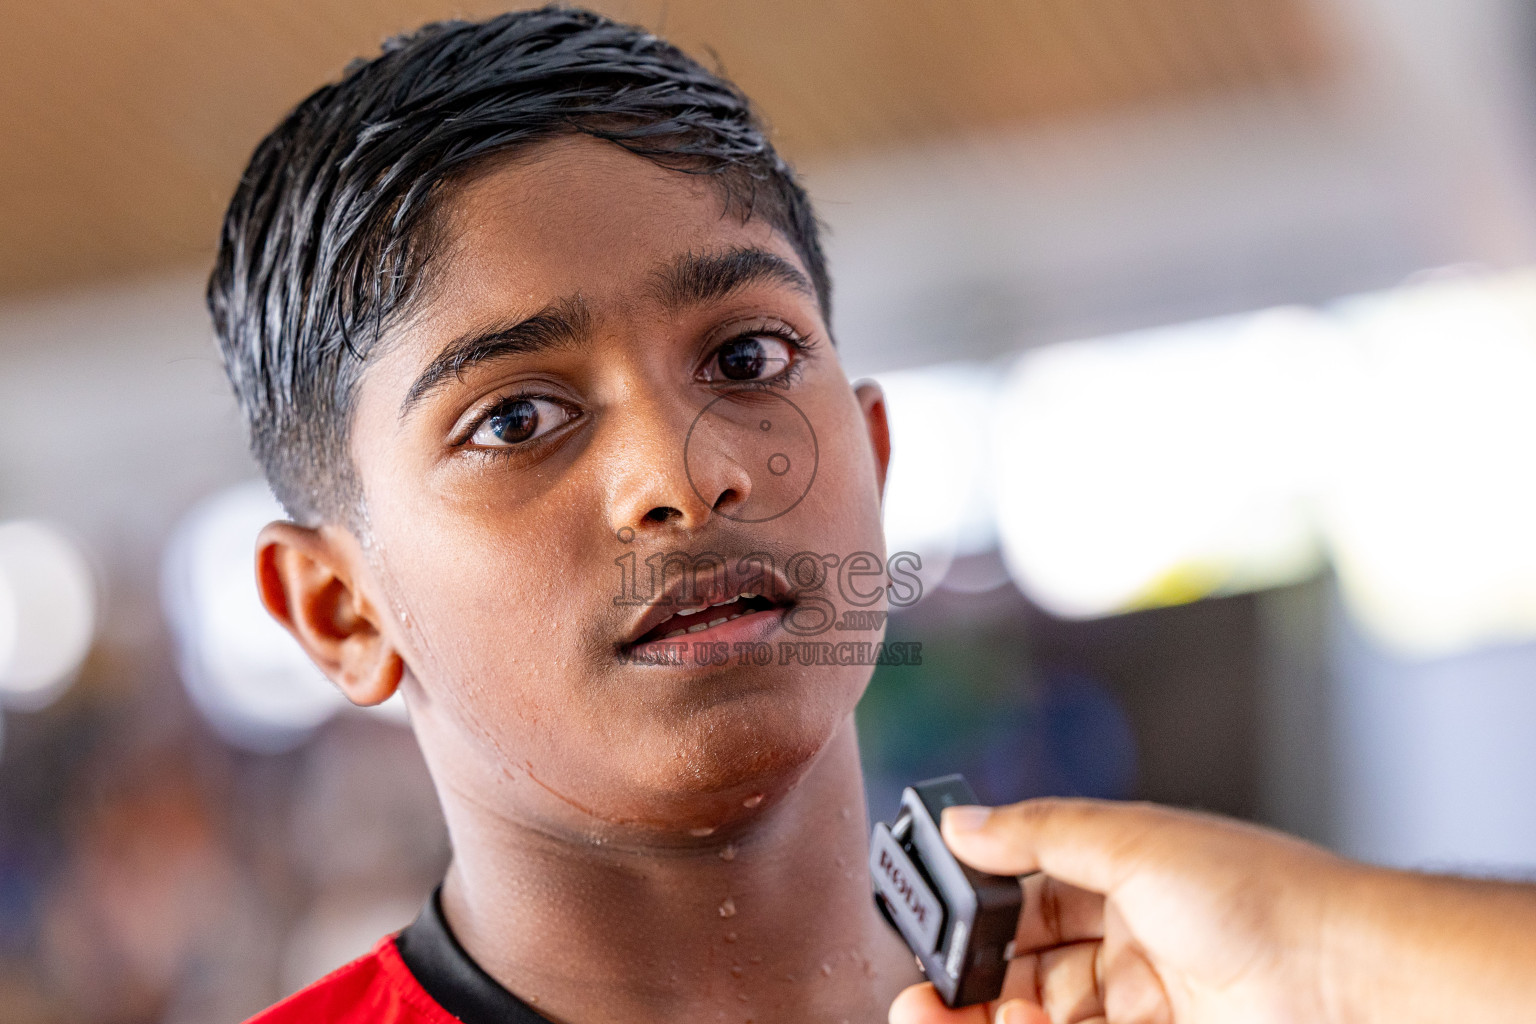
xmin=626 ymin=606 xmax=787 ymax=661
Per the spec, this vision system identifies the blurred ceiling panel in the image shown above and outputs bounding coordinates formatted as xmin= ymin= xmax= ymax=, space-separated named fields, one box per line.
xmin=0 ymin=0 xmax=1332 ymax=298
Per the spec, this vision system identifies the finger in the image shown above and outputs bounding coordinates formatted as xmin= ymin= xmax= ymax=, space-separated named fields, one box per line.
xmin=940 ymin=798 xmax=1166 ymax=895
xmin=1100 ymin=947 xmax=1171 ymax=1024
xmin=1036 ymin=942 xmax=1105 ymax=1024
xmin=994 ymin=999 xmax=1051 ymax=1024
xmin=887 ymin=982 xmax=991 ymax=1024
xmin=1099 ymin=903 xmax=1173 ymax=1024
xmin=1013 ymin=872 xmax=1104 ymax=953
xmin=994 ymin=942 xmax=1105 ymax=1024
xmin=993 ymin=904 xmax=1170 ymax=1024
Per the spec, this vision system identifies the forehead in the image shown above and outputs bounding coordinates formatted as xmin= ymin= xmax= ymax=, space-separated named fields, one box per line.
xmin=421 ymin=135 xmax=801 ymax=322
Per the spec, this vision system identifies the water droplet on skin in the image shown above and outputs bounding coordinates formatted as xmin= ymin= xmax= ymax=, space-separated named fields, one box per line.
xmin=737 ymin=993 xmax=750 ymax=1002
xmin=742 ymin=793 xmax=763 ymax=808
xmin=724 ymin=931 xmax=738 ymax=943
xmin=719 ymin=843 xmax=737 ymax=861
xmin=730 ymin=965 xmax=743 ymax=978
xmin=820 ymin=963 xmax=832 ymax=976
xmin=719 ymin=897 xmax=737 ymax=918
xmin=691 ymin=826 xmax=717 ymax=837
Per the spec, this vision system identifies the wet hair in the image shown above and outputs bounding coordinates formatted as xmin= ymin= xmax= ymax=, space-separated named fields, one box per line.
xmin=207 ymin=5 xmax=829 ymax=526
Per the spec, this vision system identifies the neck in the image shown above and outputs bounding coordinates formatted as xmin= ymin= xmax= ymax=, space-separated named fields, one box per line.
xmin=435 ymin=717 xmax=919 ymax=1024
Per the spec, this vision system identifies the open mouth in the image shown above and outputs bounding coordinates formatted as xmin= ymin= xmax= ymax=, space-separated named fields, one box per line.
xmin=629 ymin=592 xmax=787 ymax=648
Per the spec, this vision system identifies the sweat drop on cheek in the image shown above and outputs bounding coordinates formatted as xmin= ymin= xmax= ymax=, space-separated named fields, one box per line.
xmin=869 ymin=774 xmax=1024 ymax=1008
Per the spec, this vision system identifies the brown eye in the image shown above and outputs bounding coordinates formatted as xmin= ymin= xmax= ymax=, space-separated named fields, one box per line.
xmin=709 ymin=335 xmax=794 ymax=382
xmin=469 ymin=396 xmax=572 ymax=447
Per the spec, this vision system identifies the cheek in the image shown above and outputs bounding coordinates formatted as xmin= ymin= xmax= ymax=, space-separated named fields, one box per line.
xmin=796 ymin=395 xmax=888 ymax=553
xmin=380 ymin=512 xmax=592 ymax=727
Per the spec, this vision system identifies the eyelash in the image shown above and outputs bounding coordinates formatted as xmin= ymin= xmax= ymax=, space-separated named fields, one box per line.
xmin=703 ymin=325 xmax=817 ymax=390
xmin=453 ymin=387 xmax=569 ymax=454
xmin=456 ymin=326 xmax=818 ymax=456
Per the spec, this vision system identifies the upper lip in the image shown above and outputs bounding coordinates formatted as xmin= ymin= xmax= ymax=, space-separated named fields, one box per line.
xmin=622 ymin=561 xmax=796 ymax=648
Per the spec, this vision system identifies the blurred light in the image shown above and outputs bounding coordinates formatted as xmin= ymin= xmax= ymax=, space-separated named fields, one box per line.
xmin=1321 ymin=269 xmax=1536 ymax=657
xmin=162 ymin=480 xmax=405 ymax=754
xmin=992 ymin=308 xmax=1333 ymax=619
xmin=977 ymin=265 xmax=1536 ymax=656
xmin=874 ymin=364 xmax=1001 ymax=597
xmin=0 ymin=520 xmax=97 ymax=710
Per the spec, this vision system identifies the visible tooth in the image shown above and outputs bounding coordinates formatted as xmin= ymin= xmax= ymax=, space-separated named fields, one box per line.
xmin=663 ymin=628 xmax=687 ymax=639
xmin=687 ymin=622 xmax=710 ymax=633
xmin=678 ymin=606 xmax=706 ymax=615
xmin=711 ymin=596 xmax=740 ymax=608
xmin=707 ymin=617 xmax=728 ymax=627
xmin=726 ymin=612 xmax=742 ymax=622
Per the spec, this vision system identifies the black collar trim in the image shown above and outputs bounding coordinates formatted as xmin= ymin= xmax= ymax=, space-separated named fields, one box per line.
xmin=395 ymin=886 xmax=552 ymax=1024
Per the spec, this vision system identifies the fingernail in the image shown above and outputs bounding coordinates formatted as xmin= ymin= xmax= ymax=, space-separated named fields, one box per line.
xmin=942 ymin=804 xmax=991 ymax=834
xmin=995 ymin=1000 xmax=1028 ymax=1024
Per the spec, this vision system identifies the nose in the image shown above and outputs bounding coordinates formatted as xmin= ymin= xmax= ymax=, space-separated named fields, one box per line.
xmin=605 ymin=392 xmax=753 ymax=538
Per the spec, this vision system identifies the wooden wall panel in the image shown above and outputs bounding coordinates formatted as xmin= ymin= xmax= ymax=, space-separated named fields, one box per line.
xmin=0 ymin=0 xmax=1332 ymax=297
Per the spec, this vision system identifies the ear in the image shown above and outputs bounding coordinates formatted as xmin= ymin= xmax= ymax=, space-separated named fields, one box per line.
xmin=255 ymin=521 xmax=404 ymax=707
xmin=853 ymin=379 xmax=892 ymax=502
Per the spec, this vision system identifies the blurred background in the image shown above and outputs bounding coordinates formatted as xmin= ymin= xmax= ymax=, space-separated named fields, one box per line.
xmin=4 ymin=0 xmax=1536 ymax=1019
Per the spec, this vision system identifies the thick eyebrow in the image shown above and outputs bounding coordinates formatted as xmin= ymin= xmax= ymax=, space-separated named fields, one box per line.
xmin=654 ymin=246 xmax=816 ymax=309
xmin=398 ymin=296 xmax=592 ymax=420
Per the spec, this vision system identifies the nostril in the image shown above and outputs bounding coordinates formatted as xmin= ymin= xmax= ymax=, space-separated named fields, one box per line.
xmin=644 ymin=506 xmax=682 ymax=523
xmin=712 ymin=489 xmax=741 ymax=512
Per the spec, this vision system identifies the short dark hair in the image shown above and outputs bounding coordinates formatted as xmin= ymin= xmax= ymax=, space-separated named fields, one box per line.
xmin=208 ymin=5 xmax=829 ymax=526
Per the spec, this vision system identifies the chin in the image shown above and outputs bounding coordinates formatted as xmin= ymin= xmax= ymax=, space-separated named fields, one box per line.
xmin=603 ymin=683 xmax=856 ymax=832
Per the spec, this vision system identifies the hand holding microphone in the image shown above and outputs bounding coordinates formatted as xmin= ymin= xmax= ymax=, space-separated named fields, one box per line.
xmin=889 ymin=797 xmax=1536 ymax=1024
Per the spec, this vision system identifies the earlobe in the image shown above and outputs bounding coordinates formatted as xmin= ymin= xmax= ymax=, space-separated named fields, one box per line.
xmin=337 ymin=635 xmax=406 ymax=707
xmin=852 ymin=379 xmax=892 ymax=501
xmin=255 ymin=521 xmax=403 ymax=707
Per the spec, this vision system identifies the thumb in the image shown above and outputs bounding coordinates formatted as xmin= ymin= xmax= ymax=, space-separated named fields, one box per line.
xmin=940 ymin=797 xmax=1162 ymax=896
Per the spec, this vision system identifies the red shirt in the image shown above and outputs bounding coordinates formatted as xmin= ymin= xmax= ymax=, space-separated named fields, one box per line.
xmin=244 ymin=936 xmax=456 ymax=1024
xmin=246 ymin=889 xmax=550 ymax=1024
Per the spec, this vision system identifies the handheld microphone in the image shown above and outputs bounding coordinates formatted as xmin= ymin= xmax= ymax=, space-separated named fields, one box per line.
xmin=869 ymin=774 xmax=1024 ymax=1007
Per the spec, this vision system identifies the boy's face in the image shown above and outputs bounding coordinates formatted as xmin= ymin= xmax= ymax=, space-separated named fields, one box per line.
xmin=338 ymin=136 xmax=890 ymax=835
